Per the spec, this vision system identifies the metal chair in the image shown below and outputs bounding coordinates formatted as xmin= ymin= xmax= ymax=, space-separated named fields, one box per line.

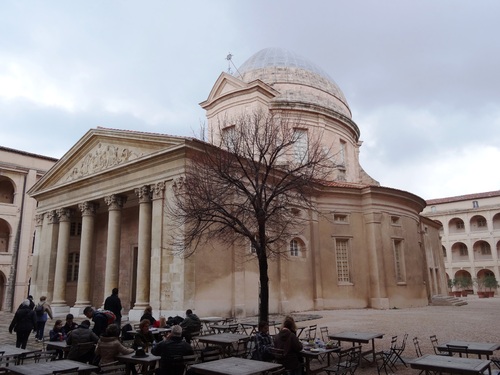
xmin=446 ymin=344 xmax=469 ymax=358
xmin=413 ymin=337 xmax=423 ymax=357
xmin=182 ymin=353 xmax=199 ymax=371
xmin=264 ymin=366 xmax=286 ymax=375
xmin=387 ymin=333 xmax=408 ymax=368
xmin=268 ymin=347 xmax=285 ymax=364
xmin=231 ymin=336 xmax=252 ymax=358
xmin=491 ymin=356 xmax=500 ymax=369
xmin=200 ymin=347 xmax=220 ymax=362
xmin=382 ymin=336 xmax=399 ymax=372
xmin=324 ymin=345 xmax=362 ymax=375
xmin=98 ymin=361 xmax=127 ymax=374
xmin=429 ymin=335 xmax=451 ymax=356
xmin=305 ymin=325 xmax=317 ymax=340
xmin=320 ymin=326 xmax=329 ymax=342
xmin=18 ymin=349 xmax=43 ymax=364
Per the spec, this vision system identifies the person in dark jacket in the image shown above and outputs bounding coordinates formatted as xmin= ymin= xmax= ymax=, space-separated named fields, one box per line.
xmin=104 ymin=288 xmax=122 ymax=327
xmin=151 ymin=325 xmax=194 ymax=375
xmin=274 ymin=316 xmax=303 ymax=375
xmin=83 ymin=306 xmax=109 ymax=337
xmin=140 ymin=305 xmax=156 ymax=326
xmin=66 ymin=320 xmax=99 ymax=363
xmin=62 ymin=313 xmax=79 ymax=335
xmin=252 ymin=321 xmax=274 ymax=361
xmin=179 ymin=309 xmax=201 ymax=344
xmin=9 ymin=299 xmax=37 ymax=348
xmin=133 ymin=319 xmax=155 ymax=351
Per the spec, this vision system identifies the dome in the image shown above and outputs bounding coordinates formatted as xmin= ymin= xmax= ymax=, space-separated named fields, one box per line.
xmin=237 ymin=48 xmax=351 ymax=119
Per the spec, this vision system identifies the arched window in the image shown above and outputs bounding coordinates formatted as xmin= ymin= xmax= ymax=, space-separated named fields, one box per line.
xmin=0 ymin=219 xmax=11 ymax=252
xmin=448 ymin=218 xmax=465 ymax=234
xmin=290 ymin=239 xmax=300 ymax=257
xmin=0 ymin=177 xmax=15 ymax=204
xmin=470 ymin=215 xmax=488 ymax=232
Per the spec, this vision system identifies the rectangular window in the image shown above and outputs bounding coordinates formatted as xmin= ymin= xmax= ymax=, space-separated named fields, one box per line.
xmin=477 ymin=219 xmax=487 ymax=227
xmin=334 ymin=214 xmax=348 ymax=224
xmin=393 ymin=239 xmax=406 ymax=283
xmin=480 ymin=243 xmax=491 ymax=255
xmin=456 ymin=222 xmax=465 ymax=229
xmin=335 ymin=239 xmax=351 ymax=283
xmin=70 ymin=222 xmax=82 ymax=237
xmin=222 ymin=125 xmax=237 ymax=151
xmin=293 ymin=129 xmax=308 ymax=163
xmin=472 ymin=201 xmax=479 ymax=208
xmin=391 ymin=216 xmax=401 ymax=226
xmin=339 ymin=140 xmax=346 ymax=166
xmin=67 ymin=252 xmax=79 ymax=282
xmin=459 ymin=245 xmax=468 ymax=256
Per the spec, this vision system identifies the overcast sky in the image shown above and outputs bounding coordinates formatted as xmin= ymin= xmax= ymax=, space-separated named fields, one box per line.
xmin=1 ymin=1 xmax=499 ymax=200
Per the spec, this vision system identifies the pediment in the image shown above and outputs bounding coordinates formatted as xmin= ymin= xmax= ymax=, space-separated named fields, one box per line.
xmin=200 ymin=72 xmax=278 ymax=110
xmin=30 ymin=127 xmax=186 ymax=194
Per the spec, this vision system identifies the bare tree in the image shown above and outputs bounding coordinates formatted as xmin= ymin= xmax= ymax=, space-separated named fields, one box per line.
xmin=170 ymin=111 xmax=335 ymax=322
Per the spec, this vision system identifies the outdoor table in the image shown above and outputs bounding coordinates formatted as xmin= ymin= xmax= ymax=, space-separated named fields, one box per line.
xmin=116 ymin=351 xmax=161 ymax=375
xmin=410 ymin=354 xmax=491 ymax=375
xmin=209 ymin=324 xmax=239 ymax=334
xmin=437 ymin=341 xmax=500 ymax=359
xmin=46 ymin=340 xmax=71 ymax=358
xmin=239 ymin=323 xmax=258 ymax=336
xmin=301 ymin=346 xmax=341 ymax=375
xmin=8 ymin=359 xmax=98 ymax=374
xmin=0 ymin=344 xmax=31 ymax=357
xmin=200 ymin=317 xmax=225 ymax=334
xmin=328 ymin=331 xmax=384 ymax=364
xmin=198 ymin=333 xmax=250 ymax=357
xmin=189 ymin=356 xmax=282 ymax=375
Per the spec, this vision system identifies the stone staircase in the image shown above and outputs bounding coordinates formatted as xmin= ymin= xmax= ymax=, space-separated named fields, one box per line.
xmin=431 ymin=294 xmax=468 ymax=306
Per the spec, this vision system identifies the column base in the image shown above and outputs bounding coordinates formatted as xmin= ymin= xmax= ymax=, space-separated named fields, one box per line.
xmin=70 ymin=306 xmax=89 ymax=318
xmin=51 ymin=305 xmax=71 ymax=318
xmin=370 ymin=297 xmax=390 ymax=309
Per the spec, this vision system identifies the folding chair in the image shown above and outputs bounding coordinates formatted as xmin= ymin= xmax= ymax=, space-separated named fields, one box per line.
xmin=268 ymin=347 xmax=285 ymax=364
xmin=387 ymin=333 xmax=408 ymax=368
xmin=306 ymin=325 xmax=317 ymax=340
xmin=324 ymin=345 xmax=362 ymax=375
xmin=430 ymin=335 xmax=451 ymax=356
xmin=382 ymin=336 xmax=398 ymax=372
xmin=190 ymin=331 xmax=201 ymax=350
xmin=38 ymin=350 xmax=58 ymax=362
xmin=320 ymin=326 xmax=329 ymax=342
xmin=98 ymin=361 xmax=127 ymax=374
xmin=18 ymin=349 xmax=43 ymax=364
xmin=182 ymin=353 xmax=199 ymax=371
xmin=491 ymin=356 xmax=500 ymax=369
xmin=265 ymin=366 xmax=286 ymax=375
xmin=446 ymin=344 xmax=469 ymax=358
xmin=231 ymin=337 xmax=251 ymax=358
xmin=200 ymin=347 xmax=221 ymax=362
xmin=413 ymin=337 xmax=423 ymax=357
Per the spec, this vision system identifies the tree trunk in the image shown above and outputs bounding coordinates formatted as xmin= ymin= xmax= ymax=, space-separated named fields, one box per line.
xmin=258 ymin=252 xmax=269 ymax=323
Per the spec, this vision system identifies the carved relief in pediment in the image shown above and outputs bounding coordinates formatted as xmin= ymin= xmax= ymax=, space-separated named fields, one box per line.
xmin=64 ymin=142 xmax=143 ymax=182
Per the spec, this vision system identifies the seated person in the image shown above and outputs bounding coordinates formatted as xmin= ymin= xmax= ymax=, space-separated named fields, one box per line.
xmin=95 ymin=324 xmax=134 ymax=365
xmin=49 ymin=319 xmax=67 ymax=359
xmin=62 ymin=313 xmax=79 ymax=336
xmin=140 ymin=306 xmax=156 ymax=326
xmin=273 ymin=316 xmax=303 ymax=375
xmin=153 ymin=316 xmax=167 ymax=328
xmin=252 ymin=321 xmax=274 ymax=362
xmin=152 ymin=325 xmax=194 ymax=375
xmin=133 ymin=319 xmax=155 ymax=352
xmin=179 ymin=309 xmax=201 ymax=343
xmin=66 ymin=320 xmax=99 ymax=363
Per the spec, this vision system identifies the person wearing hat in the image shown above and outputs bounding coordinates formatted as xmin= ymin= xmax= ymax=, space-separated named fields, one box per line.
xmin=9 ymin=299 xmax=37 ymax=348
xmin=152 ymin=325 xmax=194 ymax=375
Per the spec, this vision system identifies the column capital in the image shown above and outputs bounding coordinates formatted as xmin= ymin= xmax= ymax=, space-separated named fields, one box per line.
xmin=172 ymin=177 xmax=185 ymax=194
xmin=56 ymin=208 xmax=74 ymax=222
xmin=46 ymin=210 xmax=59 ymax=224
xmin=78 ymin=201 xmax=99 ymax=216
xmin=152 ymin=181 xmax=166 ymax=200
xmin=35 ymin=214 xmax=44 ymax=226
xmin=135 ymin=185 xmax=152 ymax=203
xmin=104 ymin=194 xmax=127 ymax=210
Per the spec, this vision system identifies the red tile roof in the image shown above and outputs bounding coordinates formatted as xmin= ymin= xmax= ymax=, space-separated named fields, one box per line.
xmin=426 ymin=190 xmax=500 ymax=205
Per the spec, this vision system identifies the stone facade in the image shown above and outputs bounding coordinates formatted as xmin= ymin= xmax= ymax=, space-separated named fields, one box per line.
xmin=422 ymin=190 xmax=500 ymax=294
xmin=0 ymin=146 xmax=56 ymax=311
xmin=28 ymin=48 xmax=447 ymax=319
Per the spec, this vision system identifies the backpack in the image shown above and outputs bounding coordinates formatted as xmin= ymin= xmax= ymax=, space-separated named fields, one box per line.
xmin=96 ymin=309 xmax=116 ymax=325
xmin=35 ymin=304 xmax=44 ymax=316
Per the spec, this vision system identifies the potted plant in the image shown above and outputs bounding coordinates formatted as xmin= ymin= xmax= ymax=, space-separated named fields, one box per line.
xmin=447 ymin=279 xmax=454 ymax=296
xmin=474 ymin=277 xmax=488 ymax=298
xmin=459 ymin=276 xmax=473 ymax=297
xmin=484 ymin=274 xmax=499 ymax=297
xmin=451 ymin=278 xmax=462 ymax=297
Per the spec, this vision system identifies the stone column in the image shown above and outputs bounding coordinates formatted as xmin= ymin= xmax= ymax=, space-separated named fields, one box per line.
xmin=29 ymin=214 xmax=44 ymax=299
xmin=149 ymin=182 xmax=165 ymax=313
xmin=133 ymin=185 xmax=152 ymax=311
xmin=103 ymin=194 xmax=126 ymax=301
xmin=37 ymin=211 xmax=59 ymax=298
xmin=74 ymin=201 xmax=98 ymax=308
xmin=52 ymin=208 xmax=73 ymax=307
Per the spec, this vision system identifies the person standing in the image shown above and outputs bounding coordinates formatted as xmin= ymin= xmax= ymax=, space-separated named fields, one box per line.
xmin=34 ymin=296 xmax=53 ymax=342
xmin=104 ymin=288 xmax=122 ymax=328
xmin=9 ymin=299 xmax=37 ymax=348
xmin=83 ymin=306 xmax=109 ymax=337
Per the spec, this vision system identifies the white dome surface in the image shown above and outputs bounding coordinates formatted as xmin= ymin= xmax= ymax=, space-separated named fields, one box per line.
xmin=238 ymin=48 xmax=351 ymax=119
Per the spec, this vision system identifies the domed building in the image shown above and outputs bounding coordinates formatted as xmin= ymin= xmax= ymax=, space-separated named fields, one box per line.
xmin=28 ymin=48 xmax=446 ymax=319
